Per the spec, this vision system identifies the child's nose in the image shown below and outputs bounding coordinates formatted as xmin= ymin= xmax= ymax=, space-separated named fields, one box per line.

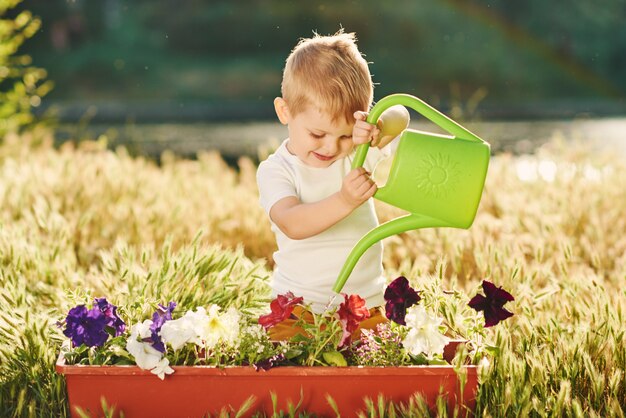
xmin=323 ymin=138 xmax=340 ymax=154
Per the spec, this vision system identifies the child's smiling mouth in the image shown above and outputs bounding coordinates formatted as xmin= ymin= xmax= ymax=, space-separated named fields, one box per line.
xmin=312 ymin=152 xmax=335 ymax=162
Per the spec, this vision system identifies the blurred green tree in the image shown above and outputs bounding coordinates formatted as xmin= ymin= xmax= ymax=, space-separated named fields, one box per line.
xmin=0 ymin=0 xmax=52 ymax=139
xmin=9 ymin=0 xmax=626 ymax=109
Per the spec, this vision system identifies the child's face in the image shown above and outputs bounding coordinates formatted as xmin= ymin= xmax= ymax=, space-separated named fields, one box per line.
xmin=285 ymin=105 xmax=354 ymax=168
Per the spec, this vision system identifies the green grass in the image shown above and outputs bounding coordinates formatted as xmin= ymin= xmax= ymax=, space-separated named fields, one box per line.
xmin=0 ymin=129 xmax=625 ymax=417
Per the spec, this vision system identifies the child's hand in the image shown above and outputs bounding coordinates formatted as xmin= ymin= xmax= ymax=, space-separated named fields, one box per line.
xmin=338 ymin=167 xmax=377 ymax=208
xmin=352 ymin=111 xmax=382 ymax=147
xmin=354 ymin=106 xmax=410 ymax=148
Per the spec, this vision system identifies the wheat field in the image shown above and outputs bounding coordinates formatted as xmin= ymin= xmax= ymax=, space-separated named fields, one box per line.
xmin=0 ymin=129 xmax=625 ymax=417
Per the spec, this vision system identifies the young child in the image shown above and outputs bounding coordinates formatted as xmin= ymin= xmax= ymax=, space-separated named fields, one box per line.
xmin=257 ymin=31 xmax=409 ymax=339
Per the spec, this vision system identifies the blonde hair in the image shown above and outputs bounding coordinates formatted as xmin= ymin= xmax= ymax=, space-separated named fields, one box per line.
xmin=281 ymin=30 xmax=373 ymax=124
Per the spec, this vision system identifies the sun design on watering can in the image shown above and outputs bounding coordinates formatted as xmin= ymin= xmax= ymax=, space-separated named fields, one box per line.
xmin=414 ymin=153 xmax=461 ymax=198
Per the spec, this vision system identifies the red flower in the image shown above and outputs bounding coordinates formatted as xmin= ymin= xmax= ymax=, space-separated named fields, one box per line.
xmin=258 ymin=292 xmax=304 ymax=330
xmin=468 ymin=280 xmax=514 ymax=327
xmin=384 ymin=276 xmax=421 ymax=325
xmin=336 ymin=294 xmax=371 ymax=347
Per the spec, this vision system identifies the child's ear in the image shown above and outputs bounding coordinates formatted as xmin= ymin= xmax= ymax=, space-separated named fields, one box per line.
xmin=274 ymin=97 xmax=290 ymax=125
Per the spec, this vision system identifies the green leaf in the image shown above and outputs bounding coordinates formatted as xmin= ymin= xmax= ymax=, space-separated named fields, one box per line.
xmin=322 ymin=350 xmax=347 ymax=367
xmin=484 ymin=344 xmax=500 ymax=356
xmin=427 ymin=357 xmax=448 ymax=366
xmin=290 ymin=333 xmax=310 ymax=343
xmin=284 ymin=348 xmax=303 ymax=360
xmin=109 ymin=344 xmax=130 ymax=358
xmin=408 ymin=353 xmax=429 ymax=365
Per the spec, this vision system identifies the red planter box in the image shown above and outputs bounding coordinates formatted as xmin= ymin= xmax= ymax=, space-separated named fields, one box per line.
xmin=56 ymin=354 xmax=478 ymax=417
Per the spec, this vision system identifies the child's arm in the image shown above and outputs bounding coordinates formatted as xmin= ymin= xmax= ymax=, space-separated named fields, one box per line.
xmin=268 ymin=107 xmax=408 ymax=241
xmin=353 ymin=105 xmax=410 ymax=149
xmin=269 ymin=166 xmax=375 ymax=240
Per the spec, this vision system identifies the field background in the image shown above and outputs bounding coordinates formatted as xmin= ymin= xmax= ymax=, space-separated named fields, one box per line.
xmin=1 ymin=0 xmax=626 ymax=416
xmin=0 ymin=130 xmax=625 ymax=416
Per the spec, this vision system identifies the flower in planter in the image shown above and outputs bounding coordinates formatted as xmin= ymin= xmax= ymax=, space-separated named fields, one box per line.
xmin=402 ymin=305 xmax=451 ymax=358
xmin=253 ymin=353 xmax=287 ymax=371
xmin=157 ymin=305 xmax=242 ymax=352
xmin=356 ymin=322 xmax=405 ymax=366
xmin=197 ymin=305 xmax=241 ymax=349
xmin=258 ymin=292 xmax=304 ymax=329
xmin=384 ymin=276 xmax=421 ymax=325
xmin=61 ymin=298 xmax=125 ymax=348
xmin=336 ymin=293 xmax=371 ymax=347
xmin=94 ymin=298 xmax=126 ymax=335
xmin=149 ymin=301 xmax=176 ymax=353
xmin=59 ymin=276 xmax=515 ymax=378
xmin=126 ymin=320 xmax=174 ymax=380
xmin=159 ymin=308 xmax=201 ymax=351
xmin=468 ymin=280 xmax=515 ymax=327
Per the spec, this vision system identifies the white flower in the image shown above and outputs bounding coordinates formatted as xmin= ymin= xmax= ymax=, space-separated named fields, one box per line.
xmin=160 ymin=305 xmax=242 ymax=352
xmin=219 ymin=307 xmax=241 ymax=346
xmin=126 ymin=320 xmax=174 ymax=379
xmin=182 ymin=306 xmax=210 ymax=346
xmin=150 ymin=357 xmax=174 ymax=380
xmin=126 ymin=320 xmax=160 ymax=369
xmin=242 ymin=324 xmax=265 ymax=339
xmin=241 ymin=324 xmax=269 ymax=354
xmin=402 ymin=305 xmax=451 ymax=358
xmin=160 ymin=314 xmax=197 ymax=351
xmin=197 ymin=305 xmax=241 ymax=349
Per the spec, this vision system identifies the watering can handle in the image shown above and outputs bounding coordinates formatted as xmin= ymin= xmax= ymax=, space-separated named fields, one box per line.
xmin=352 ymin=93 xmax=484 ymax=169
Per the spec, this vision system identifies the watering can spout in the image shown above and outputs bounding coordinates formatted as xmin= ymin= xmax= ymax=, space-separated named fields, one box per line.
xmin=332 ymin=214 xmax=451 ymax=293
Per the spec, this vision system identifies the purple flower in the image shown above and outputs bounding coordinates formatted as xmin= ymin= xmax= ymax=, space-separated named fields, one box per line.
xmin=254 ymin=353 xmax=286 ymax=371
xmin=94 ymin=297 xmax=126 ymax=336
xmin=149 ymin=302 xmax=176 ymax=353
xmin=61 ymin=298 xmax=126 ymax=348
xmin=468 ymin=280 xmax=515 ymax=327
xmin=384 ymin=276 xmax=421 ymax=325
xmin=63 ymin=305 xmax=109 ymax=347
xmin=356 ymin=323 xmax=403 ymax=366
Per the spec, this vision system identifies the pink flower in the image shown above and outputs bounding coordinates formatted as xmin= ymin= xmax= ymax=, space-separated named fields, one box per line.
xmin=258 ymin=292 xmax=304 ymax=330
xmin=336 ymin=294 xmax=371 ymax=348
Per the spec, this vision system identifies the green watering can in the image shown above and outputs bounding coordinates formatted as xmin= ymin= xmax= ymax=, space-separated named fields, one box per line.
xmin=332 ymin=93 xmax=490 ymax=293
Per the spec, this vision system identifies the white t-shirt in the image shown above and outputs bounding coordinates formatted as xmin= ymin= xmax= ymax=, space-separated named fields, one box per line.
xmin=257 ymin=139 xmax=396 ymax=313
